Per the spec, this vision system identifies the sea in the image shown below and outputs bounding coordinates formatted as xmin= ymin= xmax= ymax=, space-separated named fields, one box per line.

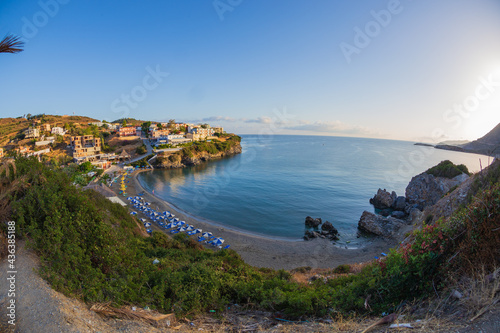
xmin=138 ymin=135 xmax=492 ymax=244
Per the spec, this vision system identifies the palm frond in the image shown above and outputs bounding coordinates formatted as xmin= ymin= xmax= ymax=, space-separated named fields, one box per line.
xmin=0 ymin=34 xmax=24 ymax=54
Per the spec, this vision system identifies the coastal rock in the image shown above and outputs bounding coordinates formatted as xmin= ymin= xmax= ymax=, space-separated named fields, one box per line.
xmin=390 ymin=210 xmax=406 ymax=220
xmin=305 ymin=216 xmax=322 ymax=228
xmin=304 ymin=230 xmax=320 ymax=240
xmin=407 ymin=208 xmax=423 ymax=224
xmin=377 ymin=208 xmax=392 ymax=217
xmin=358 ymin=211 xmax=405 ymax=238
xmin=321 ymin=221 xmax=340 ymax=241
xmin=393 ymin=196 xmax=406 ymax=211
xmin=369 ymin=189 xmax=398 ymax=209
xmin=405 ymin=172 xmax=469 ymax=209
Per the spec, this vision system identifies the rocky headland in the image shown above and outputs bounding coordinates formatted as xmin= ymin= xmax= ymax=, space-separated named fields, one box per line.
xmin=358 ymin=160 xmax=478 ymax=239
xmin=153 ymin=135 xmax=242 ymax=169
xmin=435 ymin=122 xmax=500 ymax=157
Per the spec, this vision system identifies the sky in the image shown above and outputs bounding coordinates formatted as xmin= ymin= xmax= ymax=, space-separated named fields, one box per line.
xmin=1 ymin=0 xmax=500 ymax=142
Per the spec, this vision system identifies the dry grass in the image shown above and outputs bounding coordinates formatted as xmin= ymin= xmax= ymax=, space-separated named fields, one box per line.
xmin=458 ymin=267 xmax=500 ymax=321
xmin=90 ymin=302 xmax=176 ymax=328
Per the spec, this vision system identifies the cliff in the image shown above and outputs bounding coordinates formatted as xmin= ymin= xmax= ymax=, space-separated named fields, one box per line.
xmin=153 ymin=135 xmax=242 ymax=169
xmin=461 ymin=122 xmax=500 ymax=156
xmin=435 ymin=122 xmax=500 ymax=157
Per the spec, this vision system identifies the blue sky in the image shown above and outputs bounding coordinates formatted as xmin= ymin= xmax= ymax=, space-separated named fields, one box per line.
xmin=1 ymin=0 xmax=500 ymax=141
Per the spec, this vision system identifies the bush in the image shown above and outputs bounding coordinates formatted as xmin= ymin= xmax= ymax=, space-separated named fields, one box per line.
xmin=425 ymin=160 xmax=470 ymax=178
xmin=333 ymin=264 xmax=350 ymax=274
xmin=136 ymin=144 xmax=147 ymax=155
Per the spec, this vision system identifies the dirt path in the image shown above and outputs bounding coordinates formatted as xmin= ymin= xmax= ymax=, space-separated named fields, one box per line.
xmin=0 ymin=241 xmax=170 ymax=333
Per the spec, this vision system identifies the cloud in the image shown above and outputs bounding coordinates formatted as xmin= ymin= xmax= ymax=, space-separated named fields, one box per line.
xmin=201 ymin=116 xmax=237 ymax=123
xmin=285 ymin=120 xmax=377 ymax=136
xmin=244 ymin=116 xmax=273 ymax=124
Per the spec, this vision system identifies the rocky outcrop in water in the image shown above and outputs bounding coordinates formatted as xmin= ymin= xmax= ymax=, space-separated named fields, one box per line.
xmin=369 ymin=189 xmax=397 ymax=210
xmin=305 ymin=216 xmax=322 ymax=228
xmin=303 ymin=218 xmax=339 ymax=241
xmin=358 ymin=211 xmax=406 ymax=238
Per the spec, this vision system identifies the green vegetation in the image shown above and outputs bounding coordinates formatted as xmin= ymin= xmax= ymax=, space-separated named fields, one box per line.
xmin=425 ymin=160 xmax=470 ymax=179
xmin=129 ymin=154 xmax=154 ymax=168
xmin=136 ymin=144 xmax=147 ymax=155
xmin=1 ymin=157 xmax=498 ymax=320
xmin=182 ymin=135 xmax=241 ymax=157
xmin=141 ymin=121 xmax=151 ymax=138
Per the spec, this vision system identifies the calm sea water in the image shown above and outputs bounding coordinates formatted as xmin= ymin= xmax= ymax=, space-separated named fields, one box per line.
xmin=138 ymin=135 xmax=491 ymax=242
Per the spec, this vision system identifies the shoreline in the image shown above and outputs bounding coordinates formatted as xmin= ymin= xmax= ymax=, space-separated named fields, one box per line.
xmin=110 ymin=167 xmax=398 ymax=270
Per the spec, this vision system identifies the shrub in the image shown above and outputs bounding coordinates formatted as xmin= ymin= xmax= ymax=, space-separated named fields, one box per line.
xmin=425 ymin=160 xmax=470 ymax=178
xmin=333 ymin=264 xmax=351 ymax=274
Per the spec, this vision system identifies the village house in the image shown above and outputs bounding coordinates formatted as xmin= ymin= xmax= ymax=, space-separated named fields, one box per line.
xmin=89 ymin=121 xmax=104 ymax=127
xmin=212 ymin=126 xmax=224 ymax=134
xmin=51 ymin=126 xmax=66 ymax=135
xmin=151 ymin=128 xmax=170 ymax=139
xmin=24 ymin=127 xmax=40 ymax=139
xmin=118 ymin=126 xmax=137 ymax=137
xmin=39 ymin=123 xmax=51 ymax=132
xmin=190 ymin=127 xmax=215 ymax=140
xmin=107 ymin=123 xmax=120 ymax=130
xmin=166 ymin=134 xmax=192 ymax=145
xmin=70 ymin=135 xmax=102 ymax=158
xmin=185 ymin=132 xmax=201 ymax=142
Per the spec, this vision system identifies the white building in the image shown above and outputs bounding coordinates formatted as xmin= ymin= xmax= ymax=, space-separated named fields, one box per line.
xmin=51 ymin=127 xmax=66 ymax=135
xmin=24 ymin=127 xmax=40 ymax=139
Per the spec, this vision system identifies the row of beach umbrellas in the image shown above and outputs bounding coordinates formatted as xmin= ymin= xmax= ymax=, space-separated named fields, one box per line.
xmin=126 ymin=196 xmax=229 ymax=249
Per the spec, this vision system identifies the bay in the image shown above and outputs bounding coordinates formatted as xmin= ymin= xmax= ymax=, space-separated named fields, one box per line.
xmin=138 ymin=135 xmax=492 ymax=241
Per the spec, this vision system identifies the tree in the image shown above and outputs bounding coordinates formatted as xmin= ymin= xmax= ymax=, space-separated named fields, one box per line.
xmin=122 ymin=119 xmax=127 ymax=127
xmin=167 ymin=119 xmax=176 ymax=129
xmin=157 ymin=123 xmax=163 ymax=129
xmin=79 ymin=161 xmax=93 ymax=173
xmin=0 ymin=34 xmax=24 ymax=54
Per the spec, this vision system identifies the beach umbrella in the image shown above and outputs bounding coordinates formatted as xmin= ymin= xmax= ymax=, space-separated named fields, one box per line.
xmin=166 ymin=223 xmax=174 ymax=229
xmin=140 ymin=218 xmax=146 ymax=222
xmin=202 ymin=232 xmax=212 ymax=238
xmin=130 ymin=211 xmax=137 ymax=215
xmin=214 ymin=238 xmax=224 ymax=245
xmin=193 ymin=228 xmax=202 ymax=234
xmin=185 ymin=225 xmax=194 ymax=231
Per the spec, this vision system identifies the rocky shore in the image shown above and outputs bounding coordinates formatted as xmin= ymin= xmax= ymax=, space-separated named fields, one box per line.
xmin=153 ymin=138 xmax=242 ymax=169
xmin=358 ymin=167 xmax=472 ymax=239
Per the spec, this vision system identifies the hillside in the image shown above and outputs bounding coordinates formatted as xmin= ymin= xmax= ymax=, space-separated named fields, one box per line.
xmin=462 ymin=122 xmax=500 ymax=156
xmin=435 ymin=122 xmax=500 ymax=157
xmin=0 ymin=115 xmax=99 ymax=145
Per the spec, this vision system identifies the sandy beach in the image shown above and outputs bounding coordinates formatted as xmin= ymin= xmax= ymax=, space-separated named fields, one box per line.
xmin=109 ymin=167 xmax=398 ymax=270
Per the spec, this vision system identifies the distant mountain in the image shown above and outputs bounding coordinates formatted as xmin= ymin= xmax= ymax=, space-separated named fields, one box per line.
xmin=462 ymin=123 xmax=500 ymax=156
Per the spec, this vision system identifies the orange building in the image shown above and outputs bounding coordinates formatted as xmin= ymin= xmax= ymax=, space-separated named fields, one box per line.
xmin=118 ymin=126 xmax=137 ymax=137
